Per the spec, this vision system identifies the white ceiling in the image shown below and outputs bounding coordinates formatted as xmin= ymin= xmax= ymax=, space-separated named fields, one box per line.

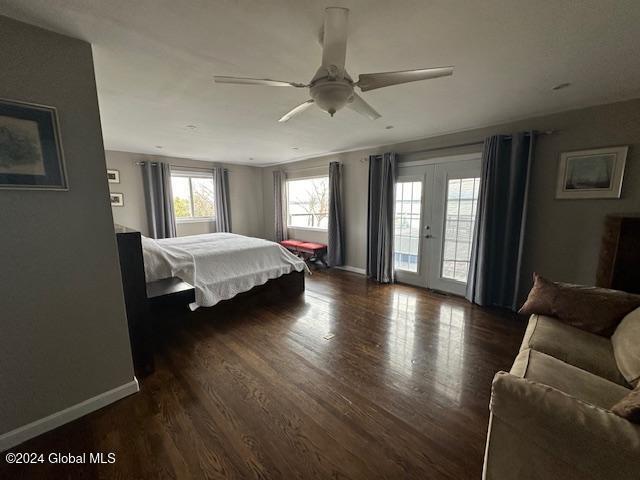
xmin=1 ymin=0 xmax=640 ymax=166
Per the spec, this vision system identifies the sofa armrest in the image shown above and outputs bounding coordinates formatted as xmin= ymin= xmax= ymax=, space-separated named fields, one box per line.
xmin=490 ymin=372 xmax=640 ymax=477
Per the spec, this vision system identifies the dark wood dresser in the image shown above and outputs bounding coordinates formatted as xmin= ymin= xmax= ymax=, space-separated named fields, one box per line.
xmin=596 ymin=215 xmax=640 ymax=294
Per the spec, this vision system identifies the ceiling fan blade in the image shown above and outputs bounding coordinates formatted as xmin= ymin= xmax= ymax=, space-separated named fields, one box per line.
xmin=321 ymin=7 xmax=349 ymax=70
xmin=214 ymin=76 xmax=307 ymax=88
xmin=347 ymin=94 xmax=381 ymax=120
xmin=278 ymin=99 xmax=315 ymax=123
xmin=356 ymin=66 xmax=454 ymax=92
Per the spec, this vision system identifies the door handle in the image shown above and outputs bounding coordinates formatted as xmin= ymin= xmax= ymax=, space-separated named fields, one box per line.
xmin=425 ymin=234 xmax=433 ymax=239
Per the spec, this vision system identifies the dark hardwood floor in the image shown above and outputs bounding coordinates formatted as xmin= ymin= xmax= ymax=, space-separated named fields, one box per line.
xmin=2 ymin=270 xmax=526 ymax=480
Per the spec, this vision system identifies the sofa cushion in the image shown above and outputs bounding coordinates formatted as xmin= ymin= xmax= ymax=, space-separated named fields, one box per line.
xmin=612 ymin=307 xmax=640 ymax=387
xmin=488 ymin=372 xmax=640 ymax=480
xmin=511 ymin=349 xmax=631 ymax=409
xmin=520 ymin=315 xmax=628 ymax=386
xmin=519 ymin=273 xmax=640 ymax=336
xmin=612 ymin=383 xmax=640 ymax=423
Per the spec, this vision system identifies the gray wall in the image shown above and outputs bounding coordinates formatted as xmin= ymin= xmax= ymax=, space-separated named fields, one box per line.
xmin=0 ymin=16 xmax=134 ymax=434
xmin=106 ymin=150 xmax=264 ymax=238
xmin=262 ymin=98 xmax=640 ymax=300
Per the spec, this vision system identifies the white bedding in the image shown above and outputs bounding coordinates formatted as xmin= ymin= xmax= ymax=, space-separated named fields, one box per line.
xmin=141 ymin=233 xmax=307 ymax=309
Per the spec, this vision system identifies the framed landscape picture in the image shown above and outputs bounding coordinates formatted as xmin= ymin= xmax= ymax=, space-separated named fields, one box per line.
xmin=110 ymin=192 xmax=124 ymax=207
xmin=0 ymin=98 xmax=67 ymax=190
xmin=556 ymin=146 xmax=628 ymax=199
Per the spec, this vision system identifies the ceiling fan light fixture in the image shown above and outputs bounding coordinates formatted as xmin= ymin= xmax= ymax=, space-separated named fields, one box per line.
xmin=310 ymin=81 xmax=353 ymax=117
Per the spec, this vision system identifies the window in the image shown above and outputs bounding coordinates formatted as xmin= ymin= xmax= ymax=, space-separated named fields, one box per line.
xmin=393 ymin=181 xmax=422 ymax=272
xmin=171 ymin=171 xmax=215 ymax=222
xmin=441 ymin=177 xmax=480 ymax=282
xmin=286 ymin=176 xmax=329 ymax=229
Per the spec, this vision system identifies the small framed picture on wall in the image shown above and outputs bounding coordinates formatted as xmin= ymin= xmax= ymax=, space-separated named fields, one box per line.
xmin=110 ymin=192 xmax=124 ymax=207
xmin=556 ymin=146 xmax=628 ymax=199
xmin=107 ymin=169 xmax=120 ymax=183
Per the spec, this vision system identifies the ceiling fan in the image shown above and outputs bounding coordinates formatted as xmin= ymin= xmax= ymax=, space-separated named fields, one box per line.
xmin=214 ymin=7 xmax=453 ymax=123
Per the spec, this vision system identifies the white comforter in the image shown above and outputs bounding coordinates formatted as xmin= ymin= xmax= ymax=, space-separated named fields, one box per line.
xmin=141 ymin=233 xmax=307 ymax=309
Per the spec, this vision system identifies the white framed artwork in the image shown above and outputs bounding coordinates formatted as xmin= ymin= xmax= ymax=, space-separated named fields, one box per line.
xmin=556 ymin=146 xmax=628 ymax=199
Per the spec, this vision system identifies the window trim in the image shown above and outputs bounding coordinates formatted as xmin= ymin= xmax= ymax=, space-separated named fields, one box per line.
xmin=171 ymin=171 xmax=216 ymax=223
xmin=288 ymin=225 xmax=328 ymax=233
xmin=176 ymin=217 xmax=216 ymax=224
xmin=285 ymin=175 xmax=330 ymax=232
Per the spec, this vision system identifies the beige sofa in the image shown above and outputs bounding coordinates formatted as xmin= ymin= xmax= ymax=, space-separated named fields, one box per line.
xmin=483 ymin=314 xmax=640 ymax=480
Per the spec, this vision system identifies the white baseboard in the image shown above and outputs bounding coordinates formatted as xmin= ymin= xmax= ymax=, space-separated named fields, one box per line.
xmin=335 ymin=265 xmax=366 ymax=275
xmin=0 ymin=378 xmax=139 ymax=452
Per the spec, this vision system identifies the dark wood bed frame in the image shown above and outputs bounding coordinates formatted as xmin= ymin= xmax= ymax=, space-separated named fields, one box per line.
xmin=114 ymin=225 xmax=305 ymax=376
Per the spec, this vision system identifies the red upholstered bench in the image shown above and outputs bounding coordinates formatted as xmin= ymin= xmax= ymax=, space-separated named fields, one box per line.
xmin=280 ymin=239 xmax=305 ymax=250
xmin=280 ymin=239 xmax=328 ymax=268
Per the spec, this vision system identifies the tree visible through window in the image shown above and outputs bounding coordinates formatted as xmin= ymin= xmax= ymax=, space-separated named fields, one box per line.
xmin=171 ymin=173 xmax=215 ymax=220
xmin=286 ymin=177 xmax=329 ymax=229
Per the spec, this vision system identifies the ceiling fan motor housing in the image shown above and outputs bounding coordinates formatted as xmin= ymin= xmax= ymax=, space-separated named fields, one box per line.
xmin=309 ymin=80 xmax=354 ymax=116
xmin=213 ymin=7 xmax=453 ymax=122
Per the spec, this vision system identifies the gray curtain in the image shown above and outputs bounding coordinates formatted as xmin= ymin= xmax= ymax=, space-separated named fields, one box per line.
xmin=328 ymin=161 xmax=345 ymax=266
xmin=213 ymin=167 xmax=231 ymax=232
xmin=141 ymin=161 xmax=176 ymax=239
xmin=273 ymin=170 xmax=288 ymax=242
xmin=466 ymin=132 xmax=535 ymax=309
xmin=367 ymin=152 xmax=397 ymax=283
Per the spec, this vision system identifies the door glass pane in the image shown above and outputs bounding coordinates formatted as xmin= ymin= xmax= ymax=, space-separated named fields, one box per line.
xmin=394 ymin=181 xmax=422 ymax=272
xmin=441 ymin=177 xmax=480 ymax=283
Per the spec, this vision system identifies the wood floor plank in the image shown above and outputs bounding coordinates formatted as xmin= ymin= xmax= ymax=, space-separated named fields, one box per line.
xmin=218 ymin=325 xmax=459 ymax=479
xmin=1 ymin=270 xmax=525 ymax=479
xmin=220 ymin=309 xmax=474 ymax=478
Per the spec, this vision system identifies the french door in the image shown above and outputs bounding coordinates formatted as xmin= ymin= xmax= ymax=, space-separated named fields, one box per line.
xmin=394 ymin=156 xmax=481 ymax=296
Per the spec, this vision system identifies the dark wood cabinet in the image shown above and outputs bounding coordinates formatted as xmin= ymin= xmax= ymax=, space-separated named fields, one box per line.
xmin=114 ymin=225 xmax=154 ymax=376
xmin=596 ymin=215 xmax=640 ymax=294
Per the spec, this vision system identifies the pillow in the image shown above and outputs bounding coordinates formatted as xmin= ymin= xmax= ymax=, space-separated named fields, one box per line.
xmin=611 ymin=383 xmax=640 ymax=423
xmin=612 ymin=307 xmax=640 ymax=387
xmin=519 ymin=273 xmax=640 ymax=336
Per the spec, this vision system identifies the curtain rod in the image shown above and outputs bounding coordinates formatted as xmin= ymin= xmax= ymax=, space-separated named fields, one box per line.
xmin=135 ymin=161 xmax=229 ymax=173
xmin=282 ymin=162 xmax=335 ymax=173
xmin=369 ymin=130 xmax=556 ymax=161
xmin=399 ymin=140 xmax=485 ymax=157
xmin=171 ymin=164 xmax=229 ymax=173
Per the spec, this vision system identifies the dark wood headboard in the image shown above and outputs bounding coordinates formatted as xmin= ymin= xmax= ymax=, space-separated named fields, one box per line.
xmin=114 ymin=225 xmax=196 ymax=376
xmin=114 ymin=225 xmax=154 ymax=375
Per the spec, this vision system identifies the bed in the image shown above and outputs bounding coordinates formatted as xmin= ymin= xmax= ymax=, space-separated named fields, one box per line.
xmin=140 ymin=232 xmax=308 ymax=310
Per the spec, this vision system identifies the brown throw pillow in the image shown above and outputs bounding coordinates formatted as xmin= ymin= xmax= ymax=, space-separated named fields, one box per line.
xmin=519 ymin=273 xmax=640 ymax=336
xmin=611 ymin=384 xmax=640 ymax=423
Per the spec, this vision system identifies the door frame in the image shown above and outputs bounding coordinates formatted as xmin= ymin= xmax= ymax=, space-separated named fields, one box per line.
xmin=395 ymin=150 xmax=483 ymax=295
xmin=394 ymin=172 xmax=430 ymax=286
xmin=426 ymin=158 xmax=482 ymax=296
